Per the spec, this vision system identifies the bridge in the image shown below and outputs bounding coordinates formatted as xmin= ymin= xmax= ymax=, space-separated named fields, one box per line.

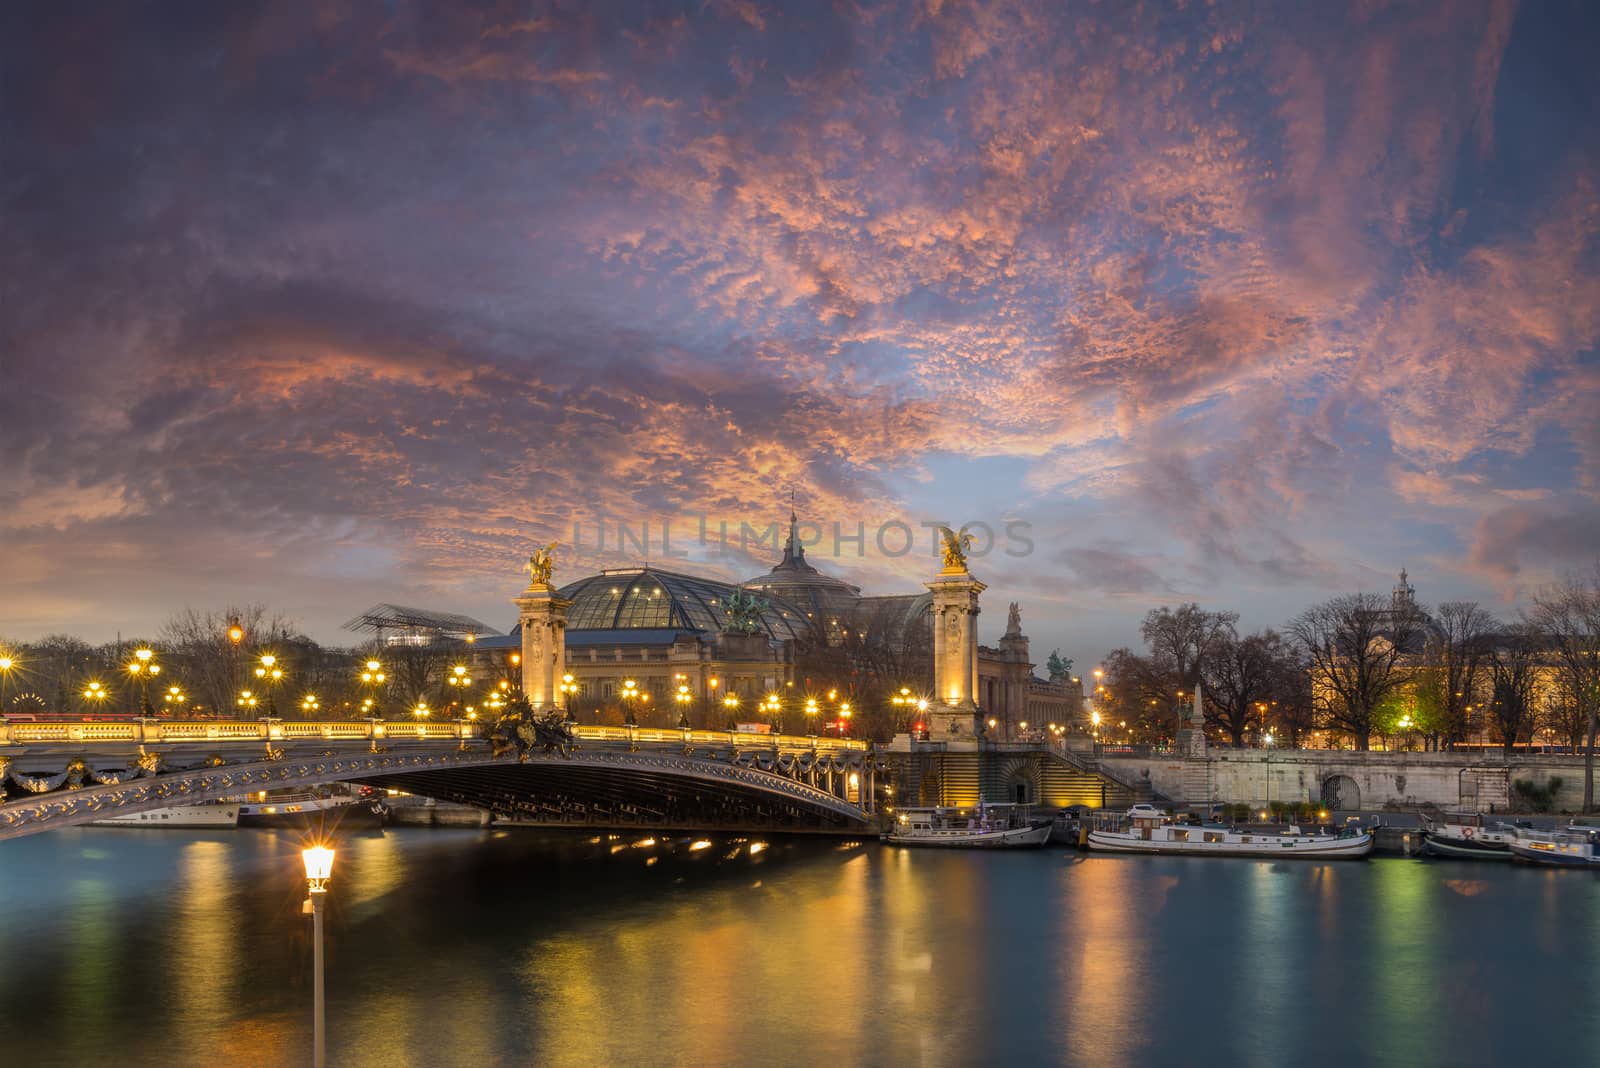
xmin=0 ymin=719 xmax=877 ymax=841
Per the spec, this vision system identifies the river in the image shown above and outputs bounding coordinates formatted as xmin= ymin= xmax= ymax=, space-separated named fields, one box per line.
xmin=1 ymin=827 xmax=1596 ymax=1067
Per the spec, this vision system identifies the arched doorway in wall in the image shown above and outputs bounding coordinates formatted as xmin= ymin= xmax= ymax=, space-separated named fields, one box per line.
xmin=1000 ymin=757 xmax=1039 ymax=805
xmin=1320 ymin=774 xmax=1361 ymax=811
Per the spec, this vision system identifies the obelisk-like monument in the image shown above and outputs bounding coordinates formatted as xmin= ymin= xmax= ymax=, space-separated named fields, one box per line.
xmin=924 ymin=527 xmax=986 ymax=739
xmin=513 ymin=542 xmax=572 ymax=711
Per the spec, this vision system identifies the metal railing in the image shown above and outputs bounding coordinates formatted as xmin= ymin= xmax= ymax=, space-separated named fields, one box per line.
xmin=0 ymin=718 xmax=867 ymax=752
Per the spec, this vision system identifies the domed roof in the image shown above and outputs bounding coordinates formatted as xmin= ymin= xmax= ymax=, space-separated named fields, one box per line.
xmin=742 ymin=512 xmax=862 ymax=630
xmin=557 ymin=566 xmax=810 ymax=642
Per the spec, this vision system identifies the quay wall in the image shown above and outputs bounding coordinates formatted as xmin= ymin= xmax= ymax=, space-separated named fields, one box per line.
xmin=1100 ymin=750 xmax=1599 ymax=813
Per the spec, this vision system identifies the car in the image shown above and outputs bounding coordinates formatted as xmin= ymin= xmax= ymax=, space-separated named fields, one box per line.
xmin=1127 ymin=803 xmax=1163 ymax=818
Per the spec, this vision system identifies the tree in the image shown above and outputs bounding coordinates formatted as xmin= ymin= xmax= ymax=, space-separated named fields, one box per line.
xmin=1141 ymin=604 xmax=1239 ymax=690
xmin=1290 ymin=593 xmax=1424 ymax=750
xmin=1529 ymin=566 xmax=1600 ymax=812
xmin=158 ymin=604 xmax=295 ymax=716
xmin=1204 ymin=629 xmax=1291 ymax=747
xmin=1425 ymin=602 xmax=1494 ymax=749
xmin=1485 ymin=625 xmax=1541 ymax=758
xmin=1269 ymin=650 xmax=1317 ymax=748
xmin=1099 ymin=647 xmax=1172 ymax=743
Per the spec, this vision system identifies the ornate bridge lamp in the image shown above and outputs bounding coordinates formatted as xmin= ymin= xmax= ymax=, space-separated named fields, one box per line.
xmin=675 ymin=683 xmax=693 ymax=729
xmin=359 ymin=660 xmax=386 ymax=718
xmin=621 ymin=678 xmax=640 ymax=727
xmin=446 ymin=664 xmax=472 ymax=717
xmin=559 ymin=674 xmax=578 ymax=722
xmin=723 ymin=693 xmax=740 ymax=732
xmin=301 ymin=845 xmax=335 ymax=1068
xmin=82 ymin=680 xmax=108 ymax=712
xmin=0 ymin=652 xmax=14 ymax=717
xmin=164 ymin=685 xmax=187 ymax=716
xmin=764 ymin=692 xmax=783 ymax=737
xmin=804 ymin=696 xmax=820 ymax=738
xmin=253 ymin=654 xmax=285 ymax=717
xmin=126 ymin=648 xmax=161 ymax=716
xmin=838 ymin=701 xmax=852 ymax=737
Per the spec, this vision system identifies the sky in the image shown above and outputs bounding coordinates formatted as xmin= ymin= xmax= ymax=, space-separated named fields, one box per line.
xmin=2 ymin=0 xmax=1598 ymax=668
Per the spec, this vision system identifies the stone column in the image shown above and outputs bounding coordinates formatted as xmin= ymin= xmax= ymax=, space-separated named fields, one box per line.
xmin=925 ymin=569 xmax=986 ymax=740
xmin=513 ymin=582 xmax=572 ymax=713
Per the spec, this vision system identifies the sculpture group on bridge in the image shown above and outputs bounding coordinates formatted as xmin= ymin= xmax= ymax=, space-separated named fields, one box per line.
xmin=489 ymin=704 xmax=577 ymax=759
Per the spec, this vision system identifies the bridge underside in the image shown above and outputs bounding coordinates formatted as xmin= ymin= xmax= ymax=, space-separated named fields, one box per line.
xmin=355 ymin=763 xmax=865 ymax=834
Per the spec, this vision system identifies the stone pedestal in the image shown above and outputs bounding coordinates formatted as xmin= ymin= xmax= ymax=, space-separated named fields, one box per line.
xmin=514 ymin=583 xmax=572 ymax=712
xmin=925 ymin=569 xmax=986 ymax=740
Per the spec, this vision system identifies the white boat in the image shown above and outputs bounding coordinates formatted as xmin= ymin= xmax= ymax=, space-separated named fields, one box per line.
xmin=91 ymin=803 xmax=240 ymax=829
xmin=237 ymin=788 xmax=386 ymax=827
xmin=1507 ymin=824 xmax=1600 ymax=868
xmin=1419 ymin=811 xmax=1525 ymax=861
xmin=883 ymin=803 xmax=1053 ymax=848
xmin=1088 ymin=807 xmax=1372 ymax=859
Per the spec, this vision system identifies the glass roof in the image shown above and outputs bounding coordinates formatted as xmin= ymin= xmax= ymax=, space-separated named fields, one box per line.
xmin=557 ymin=568 xmax=809 ymax=642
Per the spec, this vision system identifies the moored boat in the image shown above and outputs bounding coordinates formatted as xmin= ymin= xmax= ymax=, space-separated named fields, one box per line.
xmin=883 ymin=803 xmax=1052 ymax=848
xmin=1507 ymin=824 xmax=1600 ymax=868
xmin=91 ymin=803 xmax=240 ymax=829
xmin=1419 ymin=811 xmax=1525 ymax=861
xmin=236 ymin=786 xmax=387 ymax=828
xmin=1088 ymin=807 xmax=1372 ymax=859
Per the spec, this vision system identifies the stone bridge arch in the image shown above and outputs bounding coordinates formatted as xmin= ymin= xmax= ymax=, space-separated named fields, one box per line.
xmin=0 ymin=745 xmax=873 ymax=841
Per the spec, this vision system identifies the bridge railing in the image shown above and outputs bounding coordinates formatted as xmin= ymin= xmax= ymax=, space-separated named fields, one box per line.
xmin=569 ymin=726 xmax=865 ymax=751
xmin=0 ymin=718 xmax=868 ymax=752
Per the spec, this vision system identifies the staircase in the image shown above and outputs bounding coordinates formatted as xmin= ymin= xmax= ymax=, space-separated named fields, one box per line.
xmin=1042 ymin=749 xmax=1147 ymax=807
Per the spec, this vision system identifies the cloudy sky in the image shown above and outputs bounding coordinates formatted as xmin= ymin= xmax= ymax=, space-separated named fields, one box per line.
xmin=3 ymin=0 xmax=1597 ymax=666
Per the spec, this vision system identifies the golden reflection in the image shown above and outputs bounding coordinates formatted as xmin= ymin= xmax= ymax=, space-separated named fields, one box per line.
xmin=169 ymin=840 xmax=238 ymax=1062
xmin=517 ymin=842 xmax=874 ymax=1066
xmin=1060 ymin=860 xmax=1148 ymax=1067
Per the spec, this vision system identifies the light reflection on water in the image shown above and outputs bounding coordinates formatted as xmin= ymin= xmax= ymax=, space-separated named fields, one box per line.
xmin=2 ymin=830 xmax=1599 ymax=1067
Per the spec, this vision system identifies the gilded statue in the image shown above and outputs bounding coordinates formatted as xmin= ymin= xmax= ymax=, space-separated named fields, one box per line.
xmin=526 ymin=542 xmax=558 ymax=585
xmin=938 ymin=525 xmax=974 ymax=572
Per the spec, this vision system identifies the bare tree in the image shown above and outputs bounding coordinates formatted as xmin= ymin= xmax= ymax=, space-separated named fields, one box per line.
xmin=1290 ymin=593 xmax=1424 ymax=750
xmin=1141 ymin=604 xmax=1239 ymax=689
xmin=1485 ymin=624 xmax=1542 ymax=758
xmin=1426 ymin=602 xmax=1494 ymax=749
xmin=157 ymin=604 xmax=295 ymax=715
xmin=1529 ymin=566 xmax=1600 ymax=812
xmin=1269 ymin=650 xmax=1317 ymax=748
xmin=1204 ymin=629 xmax=1290 ymax=747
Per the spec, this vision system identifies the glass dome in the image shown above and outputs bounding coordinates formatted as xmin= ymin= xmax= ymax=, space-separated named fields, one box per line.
xmin=557 ymin=567 xmax=810 ymax=642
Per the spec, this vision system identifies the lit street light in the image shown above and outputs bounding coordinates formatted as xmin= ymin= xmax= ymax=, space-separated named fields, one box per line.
xmin=301 ymin=845 xmax=335 ymax=1068
xmin=83 ymin=680 xmax=108 ymax=710
xmin=0 ymin=652 xmax=16 ymax=716
xmin=675 ymin=683 xmax=693 ymax=728
xmin=722 ymin=692 xmax=740 ymax=730
xmin=127 ymin=648 xmax=161 ymax=716
xmin=621 ymin=678 xmax=639 ymax=726
xmin=559 ymin=673 xmax=578 ymax=719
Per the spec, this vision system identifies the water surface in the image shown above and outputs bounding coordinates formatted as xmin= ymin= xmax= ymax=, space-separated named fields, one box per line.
xmin=1 ymin=828 xmax=1595 ymax=1066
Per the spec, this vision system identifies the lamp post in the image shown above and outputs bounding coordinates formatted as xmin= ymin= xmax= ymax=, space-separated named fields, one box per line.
xmin=83 ymin=680 xmax=107 ymax=712
xmin=237 ymin=689 xmax=260 ymax=714
xmin=838 ymin=701 xmax=852 ymax=737
xmin=255 ymin=654 xmax=284 ymax=717
xmin=723 ymin=693 xmax=740 ymax=730
xmin=163 ymin=685 xmax=187 ymax=715
xmin=127 ymin=648 xmax=161 ymax=716
xmin=764 ymin=692 xmax=782 ymax=736
xmin=621 ymin=679 xmax=639 ymax=727
xmin=559 ymin=674 xmax=578 ymax=720
xmin=301 ymin=845 xmax=335 ymax=1068
xmin=675 ymin=683 xmax=693 ymax=728
xmin=0 ymin=652 xmax=16 ymax=717
xmin=804 ymin=696 xmax=819 ymax=736
xmin=359 ymin=660 xmax=386 ymax=717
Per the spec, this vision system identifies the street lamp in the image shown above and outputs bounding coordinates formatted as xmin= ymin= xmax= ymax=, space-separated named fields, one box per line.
xmin=301 ymin=845 xmax=335 ymax=1068
xmin=675 ymin=684 xmax=692 ymax=728
xmin=127 ymin=648 xmax=161 ymax=716
xmin=559 ymin=673 xmax=578 ymax=719
xmin=839 ymin=701 xmax=852 ymax=736
xmin=0 ymin=652 xmax=17 ymax=716
xmin=621 ymin=679 xmax=639 ymax=726
xmin=764 ymin=692 xmax=782 ymax=735
xmin=301 ymin=694 xmax=320 ymax=716
xmin=163 ymin=685 xmax=187 ymax=714
xmin=255 ymin=654 xmax=284 ymax=716
xmin=804 ymin=696 xmax=819 ymax=735
xmin=237 ymin=689 xmax=259 ymax=713
xmin=83 ymin=680 xmax=107 ymax=710
xmin=413 ymin=702 xmax=431 ymax=720
xmin=723 ymin=692 xmax=740 ymax=730
xmin=359 ymin=660 xmax=386 ymax=716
